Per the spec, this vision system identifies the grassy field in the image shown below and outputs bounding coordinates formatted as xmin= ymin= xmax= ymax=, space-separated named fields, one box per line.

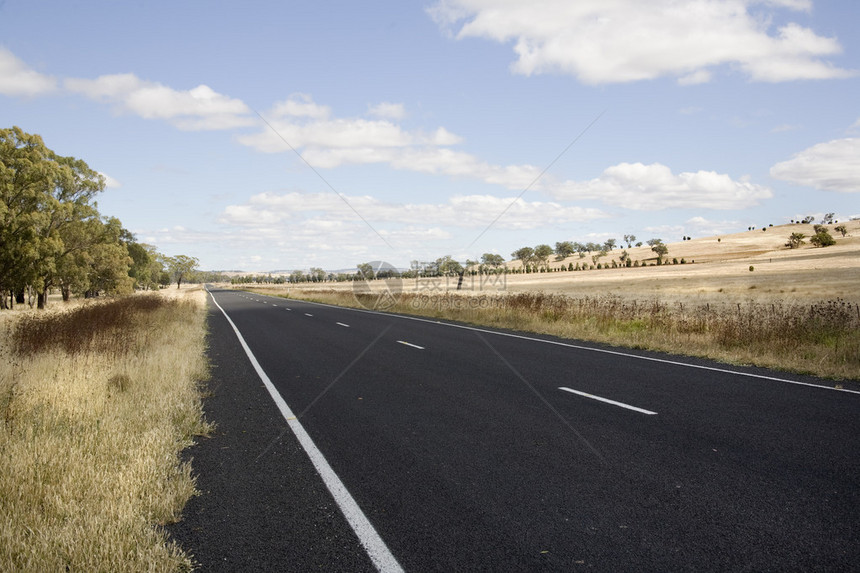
xmin=0 ymin=288 xmax=210 ymax=572
xmin=240 ymin=221 xmax=860 ymax=381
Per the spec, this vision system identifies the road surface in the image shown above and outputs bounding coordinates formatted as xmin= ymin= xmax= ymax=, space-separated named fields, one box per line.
xmin=169 ymin=287 xmax=860 ymax=571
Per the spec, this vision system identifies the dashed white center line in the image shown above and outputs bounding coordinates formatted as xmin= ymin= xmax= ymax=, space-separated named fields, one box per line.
xmin=397 ymin=340 xmax=425 ymax=350
xmin=559 ymin=387 xmax=657 ymax=415
xmin=305 ymin=313 xmax=314 ymax=317
xmin=336 ymin=322 xmax=350 ymax=328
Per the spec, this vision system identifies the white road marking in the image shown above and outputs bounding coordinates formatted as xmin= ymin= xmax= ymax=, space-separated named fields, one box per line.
xmin=207 ymin=290 xmax=404 ymax=573
xmin=397 ymin=340 xmax=425 ymax=350
xmin=559 ymin=387 xmax=657 ymax=415
xmin=305 ymin=313 xmax=314 ymax=317
xmin=337 ymin=322 xmax=350 ymax=328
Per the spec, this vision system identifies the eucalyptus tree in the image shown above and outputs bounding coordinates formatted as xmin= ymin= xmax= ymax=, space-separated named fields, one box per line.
xmin=533 ymin=244 xmax=553 ymax=270
xmin=167 ymin=254 xmax=199 ymax=289
xmin=511 ymin=247 xmax=535 ymax=270
xmin=0 ymin=126 xmax=105 ymax=308
xmin=554 ymin=241 xmax=574 ymax=260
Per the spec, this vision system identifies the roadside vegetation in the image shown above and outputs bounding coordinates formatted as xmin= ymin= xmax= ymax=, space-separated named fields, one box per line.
xmin=0 ymin=289 xmax=211 ymax=571
xmin=252 ymin=287 xmax=860 ymax=381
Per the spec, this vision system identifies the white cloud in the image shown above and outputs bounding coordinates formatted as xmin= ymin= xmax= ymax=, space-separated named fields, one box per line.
xmin=770 ymin=138 xmax=860 ymax=192
xmin=219 ymin=190 xmax=606 ymax=231
xmin=368 ymin=102 xmax=407 ymax=120
xmin=0 ymin=48 xmax=57 ymax=96
xmin=65 ymin=73 xmax=254 ymax=130
xmin=428 ymin=0 xmax=855 ymax=84
xmin=547 ymin=162 xmax=773 ymax=210
xmin=271 ymin=93 xmax=331 ymax=119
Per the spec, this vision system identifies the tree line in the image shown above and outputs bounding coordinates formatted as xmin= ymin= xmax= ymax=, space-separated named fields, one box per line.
xmin=1 ymin=127 xmax=199 ymax=309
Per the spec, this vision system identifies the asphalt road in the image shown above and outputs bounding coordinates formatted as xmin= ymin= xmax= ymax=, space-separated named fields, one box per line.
xmin=169 ymin=287 xmax=860 ymax=571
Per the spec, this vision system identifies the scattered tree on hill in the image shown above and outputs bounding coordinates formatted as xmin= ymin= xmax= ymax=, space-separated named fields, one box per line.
xmin=623 ymin=234 xmax=636 ymax=248
xmin=810 ymin=229 xmax=836 ymax=247
xmin=834 ymin=225 xmax=848 ymax=237
xmin=554 ymin=241 xmax=575 ymax=260
xmin=603 ymin=238 xmax=617 ymax=252
xmin=650 ymin=240 xmax=668 ymax=263
xmin=435 ymin=255 xmax=464 ymax=276
xmin=821 ymin=212 xmax=835 ymax=224
xmin=801 ymin=215 xmax=815 ymax=224
xmin=785 ymin=232 xmax=805 ymax=249
xmin=511 ymin=247 xmax=535 ymax=269
xmin=533 ymin=244 xmax=553 ymax=269
xmin=481 ymin=253 xmax=505 ymax=269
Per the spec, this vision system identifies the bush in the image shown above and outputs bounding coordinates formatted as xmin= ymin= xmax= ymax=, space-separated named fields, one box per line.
xmin=749 ymin=266 xmax=754 ymax=272
xmin=810 ymin=230 xmax=836 ymax=247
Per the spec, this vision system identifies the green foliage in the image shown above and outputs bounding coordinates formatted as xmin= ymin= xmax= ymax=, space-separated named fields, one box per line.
xmin=785 ymin=232 xmax=805 ymax=249
xmin=810 ymin=230 xmax=836 ymax=247
xmin=165 ymin=255 xmax=199 ymax=288
xmin=834 ymin=225 xmax=848 ymax=237
xmin=511 ymin=246 xmax=535 ymax=269
xmin=0 ymin=127 xmax=181 ymax=307
xmin=554 ymin=241 xmax=575 ymax=260
xmin=650 ymin=240 xmax=668 ymax=262
xmin=481 ymin=253 xmax=505 ymax=268
xmin=533 ymin=244 xmax=553 ymax=269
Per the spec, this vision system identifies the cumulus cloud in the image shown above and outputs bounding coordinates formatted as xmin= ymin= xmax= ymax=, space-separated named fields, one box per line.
xmin=770 ymin=138 xmax=860 ymax=192
xmin=368 ymin=102 xmax=407 ymax=120
xmin=65 ymin=73 xmax=254 ymax=130
xmin=0 ymin=48 xmax=57 ymax=96
xmin=219 ymin=190 xmax=606 ymax=231
xmin=547 ymin=162 xmax=773 ymax=210
xmin=428 ymin=0 xmax=855 ymax=84
xmin=271 ymin=93 xmax=331 ymax=119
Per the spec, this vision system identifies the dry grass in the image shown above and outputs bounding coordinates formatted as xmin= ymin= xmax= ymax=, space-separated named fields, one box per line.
xmin=0 ymin=288 xmax=211 ymax=572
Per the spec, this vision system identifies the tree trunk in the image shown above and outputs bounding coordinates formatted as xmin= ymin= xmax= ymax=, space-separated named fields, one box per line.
xmin=15 ymin=289 xmax=25 ymax=304
xmin=37 ymin=291 xmax=46 ymax=309
xmin=61 ymin=284 xmax=71 ymax=302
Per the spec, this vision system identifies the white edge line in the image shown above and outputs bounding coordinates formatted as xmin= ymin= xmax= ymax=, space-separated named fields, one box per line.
xmin=397 ymin=340 xmax=425 ymax=350
xmin=336 ymin=322 xmax=350 ymax=327
xmin=208 ymin=289 xmax=404 ymax=573
xmin=260 ymin=295 xmax=860 ymax=396
xmin=559 ymin=387 xmax=657 ymax=415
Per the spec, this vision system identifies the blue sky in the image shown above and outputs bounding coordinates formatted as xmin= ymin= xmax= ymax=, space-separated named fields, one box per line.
xmin=2 ymin=0 xmax=858 ymax=271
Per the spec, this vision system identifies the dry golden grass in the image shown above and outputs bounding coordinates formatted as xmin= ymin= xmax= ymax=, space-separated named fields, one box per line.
xmin=0 ymin=287 xmax=211 ymax=572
